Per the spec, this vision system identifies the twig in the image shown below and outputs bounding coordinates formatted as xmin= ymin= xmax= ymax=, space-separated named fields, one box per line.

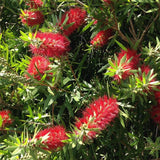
xmin=52 ymin=103 xmax=54 ymax=125
xmin=128 ymin=13 xmax=137 ymax=42
xmin=66 ymin=56 xmax=84 ymax=96
xmin=0 ymin=128 xmax=22 ymax=134
xmin=111 ymin=5 xmax=129 ymax=44
xmin=27 ymin=121 xmax=52 ymax=126
xmin=74 ymin=0 xmax=87 ymax=7
xmin=138 ymin=10 xmax=160 ymax=47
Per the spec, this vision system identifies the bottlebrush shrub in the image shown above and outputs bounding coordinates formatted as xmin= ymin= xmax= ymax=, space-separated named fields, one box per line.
xmin=74 ymin=95 xmax=119 ymax=141
xmin=29 ymin=32 xmax=70 ymax=58
xmin=90 ymin=29 xmax=112 ymax=48
xmin=35 ymin=125 xmax=68 ymax=151
xmin=20 ymin=10 xmax=44 ymax=27
xmin=26 ymin=56 xmax=51 ymax=80
xmin=26 ymin=0 xmax=43 ymax=9
xmin=59 ymin=7 xmax=87 ymax=36
xmin=3 ymin=0 xmax=160 ymax=159
xmin=106 ymin=49 xmax=140 ymax=82
xmin=0 ymin=110 xmax=12 ymax=128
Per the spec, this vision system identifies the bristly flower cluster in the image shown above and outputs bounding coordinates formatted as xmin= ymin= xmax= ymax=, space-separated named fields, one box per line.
xmin=20 ymin=10 xmax=44 ymax=26
xmin=90 ymin=29 xmax=112 ymax=48
xmin=107 ymin=49 xmax=140 ymax=82
xmin=26 ymin=0 xmax=43 ymax=9
xmin=0 ymin=110 xmax=12 ymax=128
xmin=74 ymin=95 xmax=119 ymax=141
xmin=26 ymin=56 xmax=51 ymax=80
xmin=137 ymin=65 xmax=157 ymax=93
xmin=30 ymin=32 xmax=70 ymax=58
xmin=35 ymin=125 xmax=68 ymax=151
xmin=59 ymin=7 xmax=87 ymax=36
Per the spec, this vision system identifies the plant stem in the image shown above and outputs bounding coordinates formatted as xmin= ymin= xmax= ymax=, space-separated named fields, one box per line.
xmin=52 ymin=103 xmax=54 ymax=125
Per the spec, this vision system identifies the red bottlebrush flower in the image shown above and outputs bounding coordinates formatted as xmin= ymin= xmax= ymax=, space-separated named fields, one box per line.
xmin=26 ymin=56 xmax=51 ymax=80
xmin=111 ymin=49 xmax=140 ymax=81
xmin=0 ymin=110 xmax=12 ymax=128
xmin=30 ymin=32 xmax=70 ymax=58
xmin=35 ymin=126 xmax=68 ymax=151
xmin=90 ymin=29 xmax=112 ymax=47
xmin=20 ymin=10 xmax=44 ymax=27
xmin=151 ymin=105 xmax=160 ymax=124
xmin=59 ymin=7 xmax=87 ymax=36
xmin=140 ymin=65 xmax=154 ymax=76
xmin=74 ymin=95 xmax=119 ymax=141
xmin=26 ymin=0 xmax=43 ymax=9
xmin=93 ymin=19 xmax=98 ymax=25
xmin=137 ymin=65 xmax=157 ymax=92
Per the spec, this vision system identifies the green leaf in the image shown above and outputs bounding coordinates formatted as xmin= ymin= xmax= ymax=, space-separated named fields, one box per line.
xmin=119 ymin=109 xmax=129 ymax=119
xmin=81 ymin=20 xmax=95 ymax=33
xmin=47 ymin=87 xmax=54 ymax=96
xmin=40 ymin=73 xmax=47 ymax=81
xmin=120 ymin=116 xmax=125 ymax=128
xmin=115 ymin=40 xmax=127 ymax=51
xmin=104 ymin=71 xmax=115 ymax=77
xmin=20 ymin=31 xmax=30 ymax=42
xmin=66 ymin=102 xmax=74 ymax=117
xmin=0 ymin=33 xmax=2 ymax=41
xmin=131 ymin=0 xmax=155 ymax=3
xmin=62 ymin=14 xmax=69 ymax=26
xmin=0 ymin=115 xmax=2 ymax=128
xmin=127 ymin=6 xmax=135 ymax=22
xmin=146 ymin=8 xmax=158 ymax=13
xmin=119 ymin=54 xmax=126 ymax=66
xmin=4 ymin=146 xmax=18 ymax=152
xmin=98 ymin=64 xmax=108 ymax=73
xmin=48 ymin=97 xmax=54 ymax=106
xmin=12 ymin=147 xmax=22 ymax=156
xmin=108 ymin=59 xmax=116 ymax=69
xmin=28 ymin=106 xmax=33 ymax=118
xmin=63 ymin=77 xmax=71 ymax=85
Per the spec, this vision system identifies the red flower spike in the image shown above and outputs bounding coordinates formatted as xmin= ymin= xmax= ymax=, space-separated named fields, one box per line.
xmin=26 ymin=0 xmax=43 ymax=9
xmin=26 ymin=56 xmax=51 ymax=80
xmin=30 ymin=32 xmax=70 ymax=58
xmin=140 ymin=65 xmax=154 ymax=76
xmin=59 ymin=7 xmax=87 ymax=36
xmin=90 ymin=29 xmax=112 ymax=48
xmin=151 ymin=105 xmax=160 ymax=124
xmin=35 ymin=126 xmax=68 ymax=151
xmin=112 ymin=49 xmax=140 ymax=81
xmin=93 ymin=19 xmax=98 ymax=25
xmin=0 ymin=110 xmax=12 ymax=128
xmin=75 ymin=95 xmax=119 ymax=141
xmin=138 ymin=65 xmax=157 ymax=92
xmin=20 ymin=10 xmax=44 ymax=27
